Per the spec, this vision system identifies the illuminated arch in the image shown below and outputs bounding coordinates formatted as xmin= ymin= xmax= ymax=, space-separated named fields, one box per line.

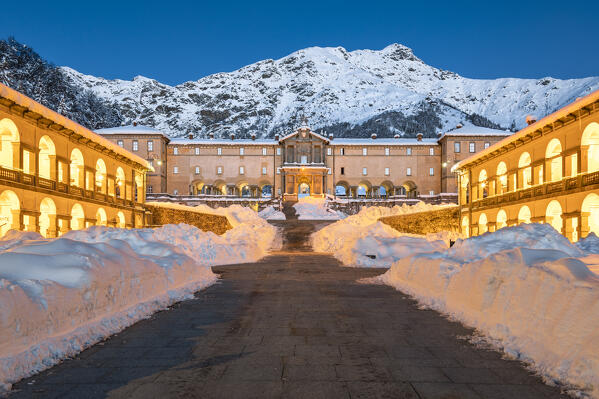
xmin=478 ymin=169 xmax=488 ymax=198
xmin=357 ymin=180 xmax=371 ymax=197
xmin=519 ymin=152 xmax=532 ymax=188
xmin=478 ymin=213 xmax=488 ymax=234
xmin=379 ymin=180 xmax=394 ymax=197
xmin=96 ymin=207 xmax=107 ymax=226
xmin=546 ymin=200 xmax=563 ymax=233
xmin=582 ymin=122 xmax=599 ymax=173
xmin=0 ymin=190 xmax=20 ymax=237
xmin=546 ymin=138 xmax=563 ymax=182
xmin=582 ymin=193 xmax=599 ymax=236
xmin=70 ymin=149 xmax=84 ymax=187
xmin=213 ymin=180 xmax=227 ymax=195
xmin=95 ymin=158 xmax=107 ymax=193
xmin=39 ymin=197 xmax=57 ymax=238
xmin=0 ymin=118 xmax=19 ymax=169
xmin=115 ymin=167 xmax=126 ymax=198
xmin=70 ymin=203 xmax=85 ymax=230
xmin=496 ymin=209 xmax=507 ymax=230
xmin=518 ymin=205 xmax=531 ymax=224
xmin=38 ymin=136 xmax=56 ymax=180
xmin=134 ymin=174 xmax=143 ymax=202
xmin=116 ymin=211 xmax=126 ymax=228
xmin=461 ymin=215 xmax=470 ymax=238
xmin=496 ymin=162 xmax=508 ymax=194
xmin=335 ymin=180 xmax=350 ymax=196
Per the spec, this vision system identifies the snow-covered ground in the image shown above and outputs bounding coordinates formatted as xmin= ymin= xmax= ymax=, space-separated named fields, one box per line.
xmin=293 ymin=197 xmax=347 ymax=220
xmin=0 ymin=204 xmax=278 ymax=392
xmin=369 ymin=224 xmax=599 ymax=398
xmin=311 ymin=202 xmax=457 ymax=266
xmin=258 ymin=205 xmax=286 ymax=220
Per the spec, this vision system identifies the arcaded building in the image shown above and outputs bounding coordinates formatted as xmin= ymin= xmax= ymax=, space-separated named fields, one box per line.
xmin=0 ymin=83 xmax=152 ymax=237
xmin=454 ymin=89 xmax=599 ymax=241
xmin=100 ymin=124 xmax=510 ymax=203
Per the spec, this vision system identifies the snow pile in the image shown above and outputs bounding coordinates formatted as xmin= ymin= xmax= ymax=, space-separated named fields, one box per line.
xmin=311 ymin=202 xmax=456 ymax=267
xmin=378 ymin=223 xmax=599 ymax=397
xmin=293 ymin=197 xmax=347 ymax=220
xmin=258 ymin=205 xmax=286 ymax=220
xmin=0 ymin=205 xmax=278 ymax=392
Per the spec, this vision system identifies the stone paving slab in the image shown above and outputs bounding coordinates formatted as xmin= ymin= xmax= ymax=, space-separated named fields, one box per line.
xmin=9 ymin=220 xmax=568 ymax=398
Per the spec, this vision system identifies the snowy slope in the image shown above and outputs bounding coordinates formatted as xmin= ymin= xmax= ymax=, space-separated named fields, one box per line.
xmin=60 ymin=44 xmax=599 ymax=138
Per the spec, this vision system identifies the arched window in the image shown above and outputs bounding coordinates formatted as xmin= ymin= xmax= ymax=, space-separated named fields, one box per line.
xmin=461 ymin=215 xmax=470 ymax=238
xmin=134 ymin=174 xmax=143 ymax=202
xmin=496 ymin=209 xmax=507 ymax=230
xmin=518 ymin=205 xmax=531 ymax=224
xmin=460 ymin=174 xmax=469 ymax=204
xmin=0 ymin=190 xmax=20 ymax=237
xmin=115 ymin=167 xmax=125 ymax=198
xmin=582 ymin=193 xmax=599 ymax=237
xmin=39 ymin=197 xmax=57 ymax=238
xmin=116 ymin=211 xmax=126 ymax=228
xmin=70 ymin=149 xmax=84 ymax=187
xmin=478 ymin=213 xmax=488 ymax=234
xmin=518 ymin=152 xmax=532 ymax=189
xmin=582 ymin=122 xmax=599 ymax=173
xmin=95 ymin=159 xmax=107 ymax=193
xmin=546 ymin=200 xmax=563 ymax=233
xmin=38 ymin=136 xmax=56 ymax=180
xmin=545 ymin=139 xmax=562 ymax=182
xmin=496 ymin=162 xmax=508 ymax=195
xmin=70 ymin=203 xmax=85 ymax=230
xmin=0 ymin=118 xmax=20 ymax=170
xmin=96 ymin=207 xmax=107 ymax=226
xmin=478 ymin=169 xmax=488 ymax=199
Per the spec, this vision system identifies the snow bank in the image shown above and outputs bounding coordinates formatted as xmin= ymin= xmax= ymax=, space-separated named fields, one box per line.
xmin=293 ymin=197 xmax=347 ymax=220
xmin=0 ymin=205 xmax=279 ymax=392
xmin=258 ymin=205 xmax=286 ymax=220
xmin=378 ymin=223 xmax=599 ymax=397
xmin=311 ymin=202 xmax=456 ymax=267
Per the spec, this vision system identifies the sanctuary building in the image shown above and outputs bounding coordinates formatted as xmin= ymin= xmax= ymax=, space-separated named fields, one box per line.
xmin=97 ymin=122 xmax=511 ymax=203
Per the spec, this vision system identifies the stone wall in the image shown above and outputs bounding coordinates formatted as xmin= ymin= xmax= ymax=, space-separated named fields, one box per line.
xmin=379 ymin=207 xmax=460 ymax=235
xmin=145 ymin=204 xmax=232 ymax=235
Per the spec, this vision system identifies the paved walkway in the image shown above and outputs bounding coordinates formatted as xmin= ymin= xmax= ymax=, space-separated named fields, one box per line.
xmin=11 ymin=217 xmax=566 ymax=398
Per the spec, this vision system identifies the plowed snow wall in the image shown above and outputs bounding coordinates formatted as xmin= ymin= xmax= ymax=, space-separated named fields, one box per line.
xmin=146 ymin=205 xmax=232 ymax=235
xmin=379 ymin=207 xmax=459 ymax=235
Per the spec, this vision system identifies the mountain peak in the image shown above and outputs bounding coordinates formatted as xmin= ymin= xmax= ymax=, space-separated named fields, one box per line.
xmin=381 ymin=43 xmax=420 ymax=62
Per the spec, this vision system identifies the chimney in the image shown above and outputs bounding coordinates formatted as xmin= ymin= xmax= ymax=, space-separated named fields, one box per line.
xmin=436 ymin=132 xmax=443 ymax=138
xmin=274 ymin=134 xmax=280 ymax=141
xmin=328 ymin=133 xmax=334 ymax=140
xmin=209 ymin=132 xmax=215 ymax=139
xmin=394 ymin=134 xmax=400 ymax=139
xmin=230 ymin=133 xmax=235 ymax=140
xmin=416 ymin=133 xmax=423 ymax=141
xmin=188 ymin=133 xmax=193 ymax=140
xmin=371 ymin=133 xmax=377 ymax=139
xmin=455 ymin=123 xmax=463 ymax=129
xmin=133 ymin=121 xmax=138 ymax=127
xmin=526 ymin=115 xmax=537 ymax=125
xmin=251 ymin=133 xmax=256 ymax=141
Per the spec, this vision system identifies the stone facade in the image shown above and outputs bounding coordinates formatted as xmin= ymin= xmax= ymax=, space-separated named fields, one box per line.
xmin=379 ymin=207 xmax=460 ymax=235
xmin=145 ymin=204 xmax=232 ymax=235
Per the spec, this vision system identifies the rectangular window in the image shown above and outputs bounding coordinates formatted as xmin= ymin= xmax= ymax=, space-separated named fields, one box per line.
xmin=195 ymin=147 xmax=200 ymax=155
xmin=173 ymin=166 xmax=179 ymax=174
xmin=429 ymin=148 xmax=434 ymax=156
xmin=217 ymin=166 xmax=223 ymax=174
xmin=262 ymin=166 xmax=267 ymax=175
xmin=385 ymin=147 xmax=390 ymax=156
xmin=240 ymin=148 xmax=244 ymax=155
xmin=340 ymin=148 xmax=345 ymax=155
xmin=195 ymin=166 xmax=200 ymax=174
xmin=407 ymin=167 xmax=412 ymax=176
xmin=132 ymin=140 xmax=138 ymax=151
xmin=117 ymin=140 xmax=124 ymax=147
xmin=454 ymin=142 xmax=461 ymax=153
xmin=262 ymin=147 xmax=267 ymax=156
xmin=429 ymin=190 xmax=435 ymax=196
xmin=362 ymin=148 xmax=367 ymax=156
xmin=469 ymin=142 xmax=475 ymax=153
xmin=173 ymin=147 xmax=178 ymax=155
xmin=276 ymin=147 xmax=281 ymax=156
xmin=239 ymin=166 xmax=245 ymax=175
xmin=429 ymin=167 xmax=434 ymax=176
xmin=147 ymin=140 xmax=153 ymax=151
xmin=384 ymin=167 xmax=390 ymax=176
xmin=217 ymin=147 xmax=222 ymax=155
xmin=300 ymin=155 xmax=308 ymax=164
xmin=407 ymin=148 xmax=412 ymax=156
xmin=484 ymin=142 xmax=490 ymax=149
xmin=362 ymin=167 xmax=367 ymax=175
xmin=340 ymin=167 xmax=345 ymax=175
xmin=147 ymin=185 xmax=153 ymax=193
xmin=327 ymin=148 xmax=332 ymax=156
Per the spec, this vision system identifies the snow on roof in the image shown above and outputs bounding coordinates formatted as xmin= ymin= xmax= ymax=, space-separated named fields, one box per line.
xmin=0 ymin=82 xmax=153 ymax=171
xmin=453 ymin=88 xmax=599 ymax=172
xmin=95 ymin=125 xmax=166 ymax=136
xmin=279 ymin=127 xmax=330 ymax=142
xmin=330 ymin=138 xmax=439 ymax=146
xmin=440 ymin=125 xmax=513 ymax=138
xmin=169 ymin=138 xmax=279 ymax=146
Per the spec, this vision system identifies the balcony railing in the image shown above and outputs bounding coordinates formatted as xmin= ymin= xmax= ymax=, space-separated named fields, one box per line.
xmin=0 ymin=165 xmax=136 ymax=209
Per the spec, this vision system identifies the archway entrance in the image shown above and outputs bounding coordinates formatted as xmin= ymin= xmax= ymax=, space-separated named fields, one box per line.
xmin=546 ymin=200 xmax=563 ymax=233
xmin=71 ymin=203 xmax=85 ymax=231
xmin=39 ymin=197 xmax=57 ymax=238
xmin=582 ymin=193 xmax=599 ymax=237
xmin=0 ymin=190 xmax=19 ymax=237
xmin=298 ymin=182 xmax=310 ymax=198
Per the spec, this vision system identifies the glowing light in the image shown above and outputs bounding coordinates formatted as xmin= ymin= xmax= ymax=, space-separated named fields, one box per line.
xmin=442 ymin=162 xmax=448 ymax=168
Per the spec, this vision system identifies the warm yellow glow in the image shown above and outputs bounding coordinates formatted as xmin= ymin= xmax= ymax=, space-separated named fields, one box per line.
xmin=582 ymin=122 xmax=599 ymax=173
xmin=582 ymin=193 xmax=599 ymax=237
xmin=496 ymin=209 xmax=507 ymax=229
xmin=0 ymin=118 xmax=19 ymax=170
xmin=518 ymin=205 xmax=531 ymax=224
xmin=39 ymin=197 xmax=56 ymax=238
xmin=0 ymin=190 xmax=19 ymax=237
xmin=546 ymin=200 xmax=563 ymax=233
xmin=38 ymin=136 xmax=56 ymax=180
xmin=70 ymin=203 xmax=85 ymax=230
xmin=96 ymin=207 xmax=108 ymax=226
xmin=116 ymin=211 xmax=126 ymax=228
xmin=70 ymin=149 xmax=84 ymax=187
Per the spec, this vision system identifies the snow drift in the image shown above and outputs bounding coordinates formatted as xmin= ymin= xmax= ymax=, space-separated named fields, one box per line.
xmin=293 ymin=197 xmax=347 ymax=220
xmin=311 ymin=202 xmax=456 ymax=267
xmin=0 ymin=205 xmax=278 ymax=392
xmin=258 ymin=205 xmax=286 ymax=220
xmin=377 ymin=224 xmax=599 ymax=397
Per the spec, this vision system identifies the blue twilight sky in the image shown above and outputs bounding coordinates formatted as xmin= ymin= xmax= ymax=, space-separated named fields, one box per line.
xmin=2 ymin=0 xmax=597 ymax=86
